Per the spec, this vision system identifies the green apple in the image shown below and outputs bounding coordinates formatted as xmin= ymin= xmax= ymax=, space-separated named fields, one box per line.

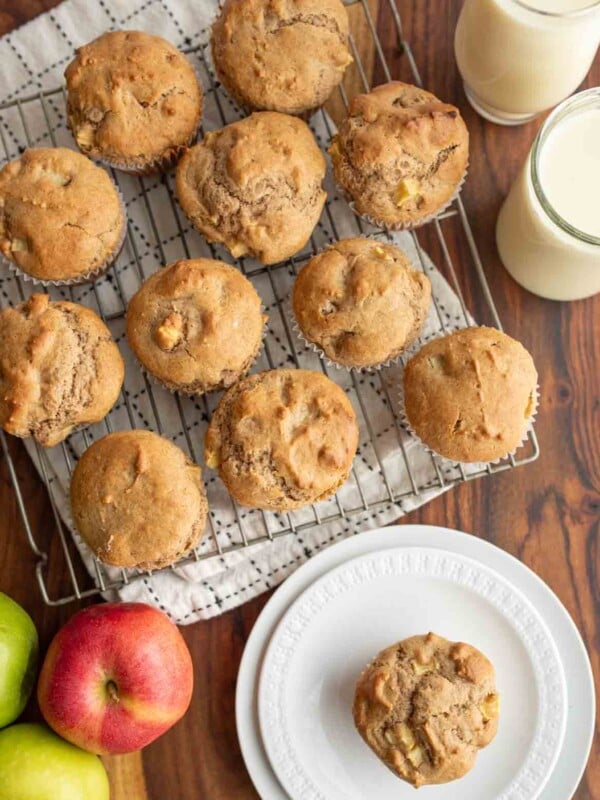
xmin=0 ymin=723 xmax=109 ymax=800
xmin=0 ymin=593 xmax=38 ymax=727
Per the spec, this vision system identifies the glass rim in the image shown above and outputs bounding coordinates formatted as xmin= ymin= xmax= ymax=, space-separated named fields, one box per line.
xmin=511 ymin=0 xmax=600 ymax=17
xmin=530 ymin=88 xmax=600 ymax=247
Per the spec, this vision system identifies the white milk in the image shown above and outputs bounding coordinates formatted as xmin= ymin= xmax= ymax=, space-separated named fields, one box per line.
xmin=455 ymin=0 xmax=600 ymax=124
xmin=539 ymin=110 xmax=600 ymax=237
xmin=496 ymin=89 xmax=600 ymax=300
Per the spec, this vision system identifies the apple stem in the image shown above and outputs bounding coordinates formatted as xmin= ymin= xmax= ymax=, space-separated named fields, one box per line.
xmin=106 ymin=680 xmax=119 ymax=703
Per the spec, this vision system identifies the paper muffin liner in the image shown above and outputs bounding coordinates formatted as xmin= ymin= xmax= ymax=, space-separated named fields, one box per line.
xmin=397 ymin=354 xmax=540 ymax=468
xmin=227 ymin=93 xmax=321 ymax=122
xmin=128 ymin=306 xmax=269 ymax=398
xmin=338 ymin=164 xmax=468 ymax=233
xmin=39 ymin=416 xmax=113 ymax=448
xmin=1 ymin=184 xmax=127 ymax=288
xmin=6 ymin=419 xmax=91 ymax=450
xmin=94 ymin=140 xmax=194 ymax=176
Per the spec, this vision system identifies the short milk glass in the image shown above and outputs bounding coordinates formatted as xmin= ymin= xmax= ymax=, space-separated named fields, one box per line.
xmin=455 ymin=0 xmax=600 ymax=125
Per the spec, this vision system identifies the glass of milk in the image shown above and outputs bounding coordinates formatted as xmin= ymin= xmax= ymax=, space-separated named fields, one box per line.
xmin=496 ymin=88 xmax=600 ymax=300
xmin=455 ymin=0 xmax=600 ymax=125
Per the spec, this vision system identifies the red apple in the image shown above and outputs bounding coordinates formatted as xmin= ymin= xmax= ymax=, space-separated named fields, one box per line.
xmin=37 ymin=603 xmax=193 ymax=755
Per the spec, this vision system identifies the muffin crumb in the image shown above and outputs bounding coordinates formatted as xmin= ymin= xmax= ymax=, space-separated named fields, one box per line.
xmin=127 ymin=258 xmax=266 ymax=394
xmin=211 ymin=0 xmax=352 ymax=116
xmin=65 ymin=30 xmax=203 ymax=174
xmin=354 ymin=633 xmax=499 ymax=787
xmin=0 ymin=148 xmax=125 ymax=283
xmin=292 ymin=238 xmax=431 ymax=368
xmin=0 ymin=294 xmax=124 ymax=446
xmin=70 ymin=430 xmax=208 ymax=569
xmin=204 ymin=369 xmax=358 ymax=510
xmin=403 ymin=326 xmax=537 ymax=462
xmin=329 ymin=81 xmax=469 ymax=229
xmin=176 ymin=112 xmax=326 ymax=264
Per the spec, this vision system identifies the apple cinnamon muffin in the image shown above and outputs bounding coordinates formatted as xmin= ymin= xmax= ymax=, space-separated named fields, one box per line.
xmin=0 ymin=294 xmax=124 ymax=447
xmin=353 ymin=633 xmax=499 ymax=787
xmin=0 ymin=148 xmax=125 ymax=284
xmin=65 ymin=30 xmax=203 ymax=174
xmin=211 ymin=0 xmax=352 ymax=117
xmin=205 ymin=369 xmax=358 ymax=510
xmin=292 ymin=238 xmax=431 ymax=368
xmin=403 ymin=327 xmax=538 ymax=463
xmin=329 ymin=82 xmax=469 ymax=229
xmin=70 ymin=430 xmax=208 ymax=569
xmin=126 ymin=258 xmax=266 ymax=394
xmin=176 ymin=112 xmax=326 ymax=264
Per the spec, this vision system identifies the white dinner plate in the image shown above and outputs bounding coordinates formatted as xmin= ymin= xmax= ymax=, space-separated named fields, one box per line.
xmin=257 ymin=546 xmax=567 ymax=800
xmin=236 ymin=526 xmax=595 ymax=800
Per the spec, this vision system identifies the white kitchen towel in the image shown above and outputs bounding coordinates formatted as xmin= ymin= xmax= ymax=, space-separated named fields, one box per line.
xmin=0 ymin=0 xmax=488 ymax=623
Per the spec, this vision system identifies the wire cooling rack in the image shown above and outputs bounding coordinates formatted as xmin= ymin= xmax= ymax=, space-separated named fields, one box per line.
xmin=0 ymin=0 xmax=539 ymax=606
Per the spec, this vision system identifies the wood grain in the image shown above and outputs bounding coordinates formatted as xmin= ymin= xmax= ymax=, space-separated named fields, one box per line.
xmin=0 ymin=1 xmax=598 ymax=799
xmin=0 ymin=0 xmax=59 ymax=34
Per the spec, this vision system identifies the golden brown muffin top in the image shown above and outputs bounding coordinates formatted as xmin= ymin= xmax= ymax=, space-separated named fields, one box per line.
xmin=0 ymin=294 xmax=124 ymax=447
xmin=126 ymin=258 xmax=266 ymax=394
xmin=65 ymin=30 xmax=202 ymax=171
xmin=176 ymin=111 xmax=326 ymax=265
xmin=0 ymin=148 xmax=125 ymax=281
xmin=205 ymin=368 xmax=358 ymax=511
xmin=329 ymin=82 xmax=469 ymax=228
xmin=211 ymin=0 xmax=352 ymax=116
xmin=292 ymin=238 xmax=431 ymax=368
xmin=403 ymin=326 xmax=537 ymax=463
xmin=70 ymin=430 xmax=208 ymax=569
xmin=354 ymin=633 xmax=499 ymax=787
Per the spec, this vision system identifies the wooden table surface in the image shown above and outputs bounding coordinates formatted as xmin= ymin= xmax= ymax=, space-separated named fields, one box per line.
xmin=1 ymin=1 xmax=598 ymax=798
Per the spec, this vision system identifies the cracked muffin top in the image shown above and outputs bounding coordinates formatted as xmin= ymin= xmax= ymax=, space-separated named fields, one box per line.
xmin=353 ymin=633 xmax=499 ymax=787
xmin=176 ymin=111 xmax=326 ymax=265
xmin=126 ymin=258 xmax=267 ymax=395
xmin=65 ymin=30 xmax=203 ymax=173
xmin=329 ymin=82 xmax=469 ymax=229
xmin=71 ymin=430 xmax=208 ymax=569
xmin=0 ymin=294 xmax=124 ymax=447
xmin=403 ymin=327 xmax=538 ymax=463
xmin=292 ymin=238 xmax=431 ymax=368
xmin=205 ymin=368 xmax=359 ymax=511
xmin=0 ymin=148 xmax=125 ymax=283
xmin=211 ymin=0 xmax=352 ymax=116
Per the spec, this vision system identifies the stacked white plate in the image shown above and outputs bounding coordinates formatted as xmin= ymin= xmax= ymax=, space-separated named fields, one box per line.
xmin=236 ymin=525 xmax=595 ymax=800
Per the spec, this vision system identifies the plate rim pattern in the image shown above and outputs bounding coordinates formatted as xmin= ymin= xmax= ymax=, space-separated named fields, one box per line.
xmin=258 ymin=546 xmax=568 ymax=800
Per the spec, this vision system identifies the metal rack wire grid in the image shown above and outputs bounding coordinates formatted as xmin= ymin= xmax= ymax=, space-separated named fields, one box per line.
xmin=0 ymin=0 xmax=539 ymax=606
